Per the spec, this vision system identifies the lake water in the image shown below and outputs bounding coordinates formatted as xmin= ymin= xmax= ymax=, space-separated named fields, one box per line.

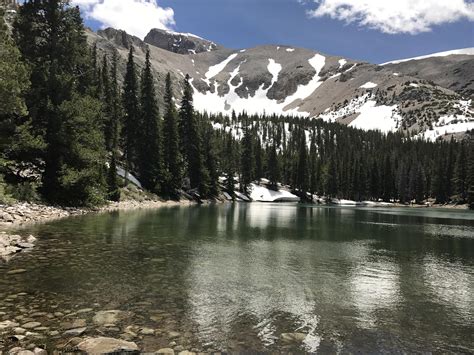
xmin=1 ymin=203 xmax=473 ymax=353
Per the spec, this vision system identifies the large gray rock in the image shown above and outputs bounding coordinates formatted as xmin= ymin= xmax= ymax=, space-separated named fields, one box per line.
xmin=77 ymin=337 xmax=139 ymax=354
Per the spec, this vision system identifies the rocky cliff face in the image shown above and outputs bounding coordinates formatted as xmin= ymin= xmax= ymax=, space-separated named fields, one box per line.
xmin=144 ymin=29 xmax=220 ymax=54
xmin=87 ymin=27 xmax=474 ymax=141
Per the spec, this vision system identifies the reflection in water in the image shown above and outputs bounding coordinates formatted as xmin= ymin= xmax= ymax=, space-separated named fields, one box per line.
xmin=350 ymin=259 xmax=401 ymax=329
xmin=423 ymin=257 xmax=473 ymax=322
xmin=1 ymin=204 xmax=473 ymax=352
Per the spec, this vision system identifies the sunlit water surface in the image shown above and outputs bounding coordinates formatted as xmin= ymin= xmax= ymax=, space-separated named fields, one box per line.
xmin=1 ymin=204 xmax=473 ymax=352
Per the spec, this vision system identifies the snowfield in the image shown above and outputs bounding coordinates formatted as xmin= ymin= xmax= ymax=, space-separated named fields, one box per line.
xmin=250 ymin=184 xmax=300 ymax=202
xmin=192 ymin=54 xmax=326 ymax=117
xmin=360 ymin=82 xmax=378 ymax=89
xmin=382 ymin=47 xmax=474 ymax=65
xmin=317 ymin=94 xmax=402 ymax=133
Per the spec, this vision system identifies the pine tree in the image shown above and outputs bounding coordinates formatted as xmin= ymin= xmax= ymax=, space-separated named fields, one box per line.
xmin=296 ymin=131 xmax=309 ymax=194
xmin=122 ymin=46 xmax=140 ymax=174
xmin=453 ymin=142 xmax=468 ymax=202
xmin=138 ymin=47 xmax=163 ymax=192
xmin=240 ymin=121 xmax=254 ymax=193
xmin=224 ymin=133 xmax=236 ymax=197
xmin=162 ymin=73 xmax=182 ymax=197
xmin=268 ymin=143 xmax=280 ymax=190
xmin=203 ymin=125 xmax=219 ymax=197
xmin=179 ymin=74 xmax=209 ymax=195
xmin=0 ymin=7 xmax=29 ymax=118
xmin=467 ymin=142 xmax=474 ymax=209
xmin=14 ymin=0 xmax=107 ymax=205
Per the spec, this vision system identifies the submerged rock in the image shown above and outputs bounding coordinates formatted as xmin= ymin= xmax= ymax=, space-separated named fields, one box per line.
xmin=63 ymin=327 xmax=87 ymax=336
xmin=77 ymin=337 xmax=139 ymax=354
xmin=21 ymin=322 xmax=41 ymax=330
xmin=92 ymin=310 xmax=131 ymax=326
xmin=280 ymin=332 xmax=307 ymax=344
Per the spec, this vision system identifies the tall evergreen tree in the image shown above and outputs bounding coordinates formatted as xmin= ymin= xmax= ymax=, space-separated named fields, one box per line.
xmin=162 ymin=73 xmax=182 ymax=197
xmin=14 ymin=0 xmax=106 ymax=205
xmin=453 ymin=142 xmax=468 ymax=202
xmin=122 ymin=46 xmax=140 ymax=174
xmin=296 ymin=131 xmax=309 ymax=194
xmin=179 ymin=74 xmax=209 ymax=195
xmin=467 ymin=142 xmax=474 ymax=209
xmin=224 ymin=133 xmax=236 ymax=197
xmin=0 ymin=7 xmax=29 ymax=119
xmin=267 ymin=143 xmax=280 ymax=190
xmin=240 ymin=120 xmax=254 ymax=193
xmin=138 ymin=47 xmax=163 ymax=192
xmin=106 ymin=52 xmax=121 ymax=201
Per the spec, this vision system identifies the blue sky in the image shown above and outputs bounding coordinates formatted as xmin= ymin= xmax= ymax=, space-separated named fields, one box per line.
xmin=77 ymin=0 xmax=474 ymax=64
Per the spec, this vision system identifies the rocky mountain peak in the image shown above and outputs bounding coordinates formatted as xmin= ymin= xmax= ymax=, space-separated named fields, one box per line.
xmin=144 ymin=28 xmax=220 ymax=55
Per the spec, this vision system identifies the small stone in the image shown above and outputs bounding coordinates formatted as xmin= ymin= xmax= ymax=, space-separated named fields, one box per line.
xmin=174 ymin=346 xmax=184 ymax=352
xmin=169 ymin=341 xmax=177 ymax=347
xmin=139 ymin=327 xmax=155 ymax=335
xmin=21 ymin=322 xmax=41 ymax=330
xmin=49 ymin=331 xmax=60 ymax=337
xmin=63 ymin=327 xmax=87 ymax=336
xmin=61 ymin=319 xmax=86 ymax=330
xmin=178 ymin=352 xmax=196 ymax=355
xmin=168 ymin=331 xmax=180 ymax=339
xmin=280 ymin=332 xmax=307 ymax=344
xmin=155 ymin=348 xmax=174 ymax=355
xmin=0 ymin=320 xmax=20 ymax=330
xmin=77 ymin=337 xmax=139 ymax=354
xmin=7 ymin=269 xmax=27 ymax=275
xmin=53 ymin=312 xmax=64 ymax=317
xmin=74 ymin=308 xmax=93 ymax=315
xmin=33 ymin=348 xmax=47 ymax=355
xmin=14 ymin=328 xmax=26 ymax=335
xmin=92 ymin=310 xmax=130 ymax=326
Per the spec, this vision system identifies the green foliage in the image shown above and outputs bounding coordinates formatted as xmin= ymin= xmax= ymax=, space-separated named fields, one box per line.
xmin=0 ymin=7 xmax=29 ymax=118
xmin=138 ymin=47 xmax=164 ymax=193
xmin=54 ymin=95 xmax=107 ymax=206
xmin=179 ymin=74 xmax=209 ymax=196
xmin=122 ymin=46 xmax=140 ymax=171
xmin=162 ymin=73 xmax=182 ymax=197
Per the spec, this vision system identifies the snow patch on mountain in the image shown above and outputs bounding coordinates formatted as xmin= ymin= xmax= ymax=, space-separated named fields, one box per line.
xmin=205 ymin=53 xmax=238 ymax=81
xmin=349 ymin=101 xmax=402 ymax=133
xmin=286 ymin=48 xmax=295 ymax=52
xmin=382 ymin=48 xmax=474 ymax=65
xmin=192 ymin=54 xmax=326 ymax=117
xmin=360 ymin=82 xmax=378 ymax=89
xmin=338 ymin=59 xmax=347 ymax=68
xmin=317 ymin=93 xmax=402 ymax=133
xmin=417 ymin=100 xmax=474 ymax=141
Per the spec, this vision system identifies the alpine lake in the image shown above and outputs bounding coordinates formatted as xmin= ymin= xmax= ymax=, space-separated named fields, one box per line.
xmin=0 ymin=203 xmax=473 ymax=353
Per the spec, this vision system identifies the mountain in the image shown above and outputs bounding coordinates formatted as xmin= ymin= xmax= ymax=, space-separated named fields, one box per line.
xmin=383 ymin=48 xmax=474 ymax=99
xmin=87 ymin=28 xmax=474 ymax=140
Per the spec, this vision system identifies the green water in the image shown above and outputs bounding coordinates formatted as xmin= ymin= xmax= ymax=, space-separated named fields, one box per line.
xmin=1 ymin=203 xmax=473 ymax=352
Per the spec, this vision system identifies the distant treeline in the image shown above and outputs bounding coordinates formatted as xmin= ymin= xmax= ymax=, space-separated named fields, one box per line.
xmin=0 ymin=1 xmax=473 ymax=208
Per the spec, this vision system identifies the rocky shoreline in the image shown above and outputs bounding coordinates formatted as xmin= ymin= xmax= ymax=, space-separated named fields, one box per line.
xmin=0 ymin=200 xmax=195 ymax=262
xmin=0 ymin=200 xmax=195 ymax=228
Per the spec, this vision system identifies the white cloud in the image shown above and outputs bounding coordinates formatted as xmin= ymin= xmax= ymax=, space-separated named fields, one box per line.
xmin=72 ymin=0 xmax=175 ymax=39
xmin=307 ymin=0 xmax=474 ymax=34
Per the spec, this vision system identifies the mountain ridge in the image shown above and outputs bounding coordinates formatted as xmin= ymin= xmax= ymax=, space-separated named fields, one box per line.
xmin=87 ymin=27 xmax=474 ymax=140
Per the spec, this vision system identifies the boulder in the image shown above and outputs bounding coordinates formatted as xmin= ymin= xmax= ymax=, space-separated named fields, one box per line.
xmin=77 ymin=337 xmax=139 ymax=354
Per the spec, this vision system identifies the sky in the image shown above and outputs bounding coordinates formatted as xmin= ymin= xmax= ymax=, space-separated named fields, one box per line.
xmin=73 ymin=0 xmax=474 ymax=64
